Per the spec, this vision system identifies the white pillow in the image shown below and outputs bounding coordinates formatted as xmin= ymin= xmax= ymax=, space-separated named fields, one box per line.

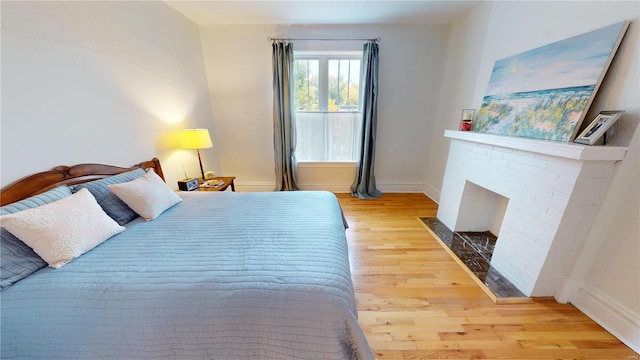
xmin=0 ymin=188 xmax=125 ymax=268
xmin=108 ymin=170 xmax=182 ymax=221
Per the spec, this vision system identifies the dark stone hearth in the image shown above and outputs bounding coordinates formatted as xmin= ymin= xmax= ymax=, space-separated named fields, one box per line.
xmin=420 ymin=217 xmax=525 ymax=299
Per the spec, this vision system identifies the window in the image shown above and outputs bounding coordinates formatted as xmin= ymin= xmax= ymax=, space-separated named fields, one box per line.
xmin=294 ymin=52 xmax=362 ymax=162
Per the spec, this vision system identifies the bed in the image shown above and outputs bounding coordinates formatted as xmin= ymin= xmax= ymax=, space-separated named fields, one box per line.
xmin=0 ymin=158 xmax=373 ymax=359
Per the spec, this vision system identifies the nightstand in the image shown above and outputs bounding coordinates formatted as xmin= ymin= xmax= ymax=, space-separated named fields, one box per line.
xmin=199 ymin=177 xmax=236 ymax=192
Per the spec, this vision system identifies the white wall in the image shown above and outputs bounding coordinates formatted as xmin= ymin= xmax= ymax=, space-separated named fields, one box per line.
xmin=1 ymin=1 xmax=219 ymax=189
xmin=199 ymin=24 xmax=449 ymax=191
xmin=570 ymin=128 xmax=639 ymax=353
xmin=423 ymin=3 xmax=493 ymax=201
xmin=427 ymin=1 xmax=639 ymax=352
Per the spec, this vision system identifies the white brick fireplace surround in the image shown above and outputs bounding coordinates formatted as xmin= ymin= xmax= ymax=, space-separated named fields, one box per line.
xmin=437 ymin=130 xmax=628 ymax=297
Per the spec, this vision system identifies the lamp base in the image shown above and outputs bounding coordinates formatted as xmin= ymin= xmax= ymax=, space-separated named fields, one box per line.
xmin=196 ymin=148 xmax=206 ymax=182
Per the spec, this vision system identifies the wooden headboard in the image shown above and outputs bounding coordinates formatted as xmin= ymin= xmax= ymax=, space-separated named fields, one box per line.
xmin=0 ymin=158 xmax=164 ymax=206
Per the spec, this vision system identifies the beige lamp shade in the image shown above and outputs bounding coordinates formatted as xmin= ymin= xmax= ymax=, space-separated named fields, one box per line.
xmin=180 ymin=129 xmax=213 ymax=149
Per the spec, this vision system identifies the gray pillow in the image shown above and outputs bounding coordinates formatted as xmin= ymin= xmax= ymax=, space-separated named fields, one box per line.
xmin=72 ymin=168 xmax=145 ymax=225
xmin=1 ymin=185 xmax=72 ymax=290
xmin=0 ymin=185 xmax=72 ymax=215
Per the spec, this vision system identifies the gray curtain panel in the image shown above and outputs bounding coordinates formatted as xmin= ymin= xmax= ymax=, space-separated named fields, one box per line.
xmin=351 ymin=41 xmax=382 ymax=199
xmin=272 ymin=41 xmax=299 ymax=191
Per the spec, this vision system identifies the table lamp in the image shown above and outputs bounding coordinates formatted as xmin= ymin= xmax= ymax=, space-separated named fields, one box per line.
xmin=180 ymin=129 xmax=213 ymax=181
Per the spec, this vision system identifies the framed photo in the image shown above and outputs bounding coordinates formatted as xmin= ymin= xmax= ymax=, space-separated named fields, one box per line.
xmin=574 ymin=110 xmax=624 ymax=145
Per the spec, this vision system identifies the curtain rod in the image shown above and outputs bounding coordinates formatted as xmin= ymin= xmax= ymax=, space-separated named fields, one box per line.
xmin=268 ymin=37 xmax=380 ymax=42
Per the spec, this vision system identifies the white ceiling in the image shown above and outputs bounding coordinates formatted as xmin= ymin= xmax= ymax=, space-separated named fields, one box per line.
xmin=164 ymin=0 xmax=480 ymax=26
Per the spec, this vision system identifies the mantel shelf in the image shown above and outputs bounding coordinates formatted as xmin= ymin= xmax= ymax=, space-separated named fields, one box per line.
xmin=444 ymin=130 xmax=628 ymax=161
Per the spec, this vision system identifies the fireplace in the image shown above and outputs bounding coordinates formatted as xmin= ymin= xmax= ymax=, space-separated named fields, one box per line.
xmin=437 ymin=130 xmax=627 ymax=297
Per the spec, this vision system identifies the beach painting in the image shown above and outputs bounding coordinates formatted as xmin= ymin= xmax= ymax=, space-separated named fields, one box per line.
xmin=474 ymin=21 xmax=629 ymax=142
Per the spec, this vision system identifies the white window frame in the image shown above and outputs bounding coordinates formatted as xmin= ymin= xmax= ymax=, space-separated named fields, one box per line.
xmin=294 ymin=51 xmax=362 ymax=111
xmin=294 ymin=51 xmax=362 ymax=163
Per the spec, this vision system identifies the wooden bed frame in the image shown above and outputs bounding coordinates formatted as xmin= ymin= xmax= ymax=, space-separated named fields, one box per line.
xmin=0 ymin=158 xmax=164 ymax=206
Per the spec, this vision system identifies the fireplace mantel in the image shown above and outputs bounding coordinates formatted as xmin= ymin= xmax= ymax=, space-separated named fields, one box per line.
xmin=444 ymin=130 xmax=628 ymax=161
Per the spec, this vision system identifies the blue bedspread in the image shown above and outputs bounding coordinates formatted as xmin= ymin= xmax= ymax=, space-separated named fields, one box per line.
xmin=1 ymin=191 xmax=373 ymax=359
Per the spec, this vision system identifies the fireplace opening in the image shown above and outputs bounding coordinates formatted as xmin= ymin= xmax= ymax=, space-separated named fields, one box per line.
xmin=456 ymin=181 xmax=509 ymax=236
xmin=455 ymin=231 xmax=497 ymax=276
xmin=421 ymin=181 xmax=526 ymax=300
xmin=420 ymin=218 xmax=526 ymax=300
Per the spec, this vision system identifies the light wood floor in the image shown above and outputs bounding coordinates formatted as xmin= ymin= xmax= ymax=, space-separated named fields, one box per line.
xmin=335 ymin=193 xmax=637 ymax=360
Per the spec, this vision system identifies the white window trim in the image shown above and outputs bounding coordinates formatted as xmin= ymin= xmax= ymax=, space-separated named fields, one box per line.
xmin=297 ymin=161 xmax=357 ymax=168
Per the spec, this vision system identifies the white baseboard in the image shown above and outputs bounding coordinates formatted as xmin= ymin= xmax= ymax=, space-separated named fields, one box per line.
xmin=377 ymin=182 xmax=425 ymax=193
xmin=422 ymin=183 xmax=441 ymax=203
xmin=234 ymin=182 xmax=274 ymax=192
xmin=237 ymin=182 xmax=353 ymax=193
xmin=236 ymin=180 xmax=439 ymax=196
xmin=299 ymin=181 xmax=428 ymax=193
xmin=571 ymin=284 xmax=640 ymax=354
xmin=554 ymin=277 xmax=579 ymax=304
xmin=298 ymin=183 xmax=352 ymax=193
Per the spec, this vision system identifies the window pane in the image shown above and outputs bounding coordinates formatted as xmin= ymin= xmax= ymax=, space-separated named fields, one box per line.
xmin=328 ymin=59 xmax=360 ymax=111
xmin=294 ymin=60 xmax=319 ymax=111
xmin=327 ymin=112 xmax=360 ymax=161
xmin=295 ymin=112 xmax=325 ymax=161
xmin=296 ymin=111 xmax=361 ymax=162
